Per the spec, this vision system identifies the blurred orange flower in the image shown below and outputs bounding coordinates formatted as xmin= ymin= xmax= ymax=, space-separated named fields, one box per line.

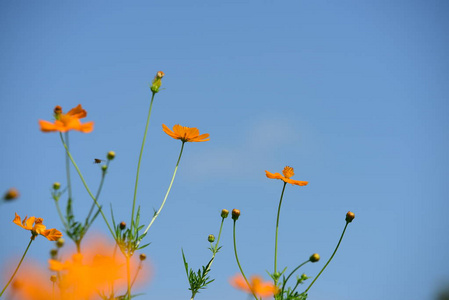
xmin=230 ymin=274 xmax=278 ymax=298
xmin=39 ymin=104 xmax=94 ymax=133
xmin=162 ymin=124 xmax=210 ymax=142
xmin=265 ymin=166 xmax=308 ymax=186
xmin=13 ymin=213 xmax=62 ymax=241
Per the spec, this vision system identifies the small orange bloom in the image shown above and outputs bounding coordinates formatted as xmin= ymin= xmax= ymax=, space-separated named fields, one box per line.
xmin=230 ymin=274 xmax=278 ymax=298
xmin=265 ymin=166 xmax=308 ymax=186
xmin=13 ymin=213 xmax=62 ymax=241
xmin=162 ymin=124 xmax=210 ymax=142
xmin=39 ymin=104 xmax=94 ymax=133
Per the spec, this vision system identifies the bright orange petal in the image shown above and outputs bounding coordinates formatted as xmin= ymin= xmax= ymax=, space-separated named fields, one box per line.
xmin=41 ymin=228 xmax=63 ymax=241
xmin=79 ymin=121 xmax=94 ymax=133
xmin=185 ymin=127 xmax=200 ymax=140
xmin=13 ymin=213 xmax=25 ymax=229
xmin=162 ymin=124 xmax=179 ymax=139
xmin=230 ymin=274 xmax=251 ymax=292
xmin=48 ymin=259 xmax=64 ymax=271
xmin=67 ymin=104 xmax=87 ymax=119
xmin=191 ymin=133 xmax=210 ymax=142
xmin=24 ymin=216 xmax=36 ymax=230
xmin=282 ymin=166 xmax=295 ymax=179
xmin=284 ymin=178 xmax=308 ymax=186
xmin=39 ymin=120 xmax=59 ymax=132
xmin=265 ymin=170 xmax=283 ymax=180
xmin=33 ymin=223 xmax=47 ymax=235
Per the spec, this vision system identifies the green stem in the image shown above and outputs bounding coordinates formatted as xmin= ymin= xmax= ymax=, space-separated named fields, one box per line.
xmin=0 ymin=239 xmax=33 ymax=297
xmin=131 ymin=92 xmax=156 ymax=231
xmin=140 ymin=142 xmax=185 ymax=241
xmin=280 ymin=259 xmax=310 ymax=296
xmin=58 ymin=134 xmax=115 ymax=238
xmin=54 ymin=200 xmax=68 ymax=229
xmin=64 ymin=132 xmax=72 ymax=200
xmin=85 ymin=160 xmax=110 ymax=225
xmin=233 ymin=220 xmax=259 ymax=300
xmin=274 ymin=182 xmax=287 ymax=286
xmin=302 ymin=222 xmax=350 ymax=295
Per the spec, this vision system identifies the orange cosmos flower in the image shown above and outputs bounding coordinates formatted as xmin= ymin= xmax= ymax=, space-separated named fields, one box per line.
xmin=265 ymin=166 xmax=308 ymax=186
xmin=230 ymin=274 xmax=278 ymax=298
xmin=13 ymin=213 xmax=62 ymax=241
xmin=39 ymin=104 xmax=94 ymax=133
xmin=162 ymin=124 xmax=210 ymax=142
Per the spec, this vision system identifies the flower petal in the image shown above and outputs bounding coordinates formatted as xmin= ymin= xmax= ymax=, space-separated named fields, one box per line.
xmin=67 ymin=104 xmax=87 ymax=119
xmin=41 ymin=228 xmax=63 ymax=241
xmin=284 ymin=178 xmax=308 ymax=186
xmin=265 ymin=171 xmax=283 ymax=180
xmin=162 ymin=124 xmax=179 ymax=139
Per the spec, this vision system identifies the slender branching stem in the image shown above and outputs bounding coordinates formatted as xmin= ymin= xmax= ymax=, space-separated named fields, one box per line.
xmin=54 ymin=200 xmax=68 ymax=229
xmin=302 ymin=222 xmax=350 ymax=294
xmin=64 ymin=132 xmax=72 ymax=200
xmin=233 ymin=220 xmax=259 ymax=300
xmin=58 ymin=134 xmax=115 ymax=238
xmin=85 ymin=160 xmax=110 ymax=224
xmin=0 ymin=239 xmax=33 ymax=297
xmin=280 ymin=259 xmax=310 ymax=296
xmin=274 ymin=182 xmax=287 ymax=286
xmin=131 ymin=92 xmax=156 ymax=231
xmin=140 ymin=142 xmax=185 ymax=240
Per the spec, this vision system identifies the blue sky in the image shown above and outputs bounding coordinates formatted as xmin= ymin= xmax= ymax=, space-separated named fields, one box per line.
xmin=1 ymin=1 xmax=448 ymax=299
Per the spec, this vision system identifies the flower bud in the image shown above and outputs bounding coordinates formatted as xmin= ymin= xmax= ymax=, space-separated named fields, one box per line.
xmin=231 ymin=209 xmax=240 ymax=220
xmin=50 ymin=249 xmax=58 ymax=259
xmin=53 ymin=182 xmax=61 ymax=190
xmin=50 ymin=275 xmax=57 ymax=283
xmin=4 ymin=188 xmax=19 ymax=201
xmin=56 ymin=238 xmax=65 ymax=248
xmin=208 ymin=234 xmax=215 ymax=243
xmin=301 ymin=273 xmax=308 ymax=280
xmin=310 ymin=253 xmax=320 ymax=262
xmin=54 ymin=106 xmax=62 ymax=115
xmin=345 ymin=211 xmax=355 ymax=223
xmin=221 ymin=209 xmax=229 ymax=218
xmin=120 ymin=222 xmax=126 ymax=230
xmin=101 ymin=165 xmax=108 ymax=172
xmin=139 ymin=253 xmax=147 ymax=261
xmin=150 ymin=71 xmax=165 ymax=93
xmin=107 ymin=151 xmax=116 ymax=160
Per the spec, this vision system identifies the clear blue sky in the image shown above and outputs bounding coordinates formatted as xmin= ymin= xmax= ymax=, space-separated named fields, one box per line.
xmin=1 ymin=1 xmax=448 ymax=299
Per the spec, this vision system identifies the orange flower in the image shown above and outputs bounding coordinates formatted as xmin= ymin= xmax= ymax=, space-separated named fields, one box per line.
xmin=39 ymin=104 xmax=94 ymax=133
xmin=13 ymin=213 xmax=62 ymax=241
xmin=265 ymin=166 xmax=308 ymax=186
xmin=162 ymin=124 xmax=210 ymax=142
xmin=230 ymin=274 xmax=278 ymax=298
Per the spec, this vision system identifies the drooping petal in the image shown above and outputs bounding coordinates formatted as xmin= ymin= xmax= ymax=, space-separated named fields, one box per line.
xmin=79 ymin=121 xmax=94 ymax=133
xmin=13 ymin=213 xmax=25 ymax=229
xmin=162 ymin=124 xmax=179 ymax=139
xmin=265 ymin=170 xmax=283 ymax=180
xmin=284 ymin=178 xmax=308 ymax=186
xmin=39 ymin=120 xmax=59 ymax=132
xmin=191 ymin=133 xmax=210 ymax=142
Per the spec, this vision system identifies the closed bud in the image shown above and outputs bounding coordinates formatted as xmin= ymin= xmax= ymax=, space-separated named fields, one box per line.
xmin=120 ymin=222 xmax=126 ymax=230
xmin=56 ymin=238 xmax=65 ymax=248
xmin=140 ymin=253 xmax=147 ymax=261
xmin=310 ymin=253 xmax=320 ymax=262
xmin=54 ymin=106 xmax=62 ymax=115
xmin=346 ymin=211 xmax=355 ymax=223
xmin=301 ymin=273 xmax=308 ymax=280
xmin=50 ymin=249 xmax=58 ymax=259
xmin=208 ymin=234 xmax=215 ymax=243
xmin=4 ymin=188 xmax=19 ymax=201
xmin=53 ymin=182 xmax=61 ymax=190
xmin=231 ymin=209 xmax=240 ymax=220
xmin=50 ymin=275 xmax=57 ymax=283
xmin=151 ymin=71 xmax=165 ymax=93
xmin=107 ymin=151 xmax=116 ymax=160
xmin=221 ymin=209 xmax=229 ymax=218
xmin=101 ymin=165 xmax=108 ymax=172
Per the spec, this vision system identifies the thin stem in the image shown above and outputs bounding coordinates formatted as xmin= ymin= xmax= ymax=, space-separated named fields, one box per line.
xmin=64 ymin=132 xmax=72 ymax=200
xmin=58 ymin=134 xmax=115 ymax=238
xmin=140 ymin=142 xmax=185 ymax=240
xmin=274 ymin=182 xmax=287 ymax=286
xmin=0 ymin=239 xmax=33 ymax=297
xmin=302 ymin=222 xmax=350 ymax=295
xmin=233 ymin=220 xmax=259 ymax=300
xmin=54 ymin=200 xmax=68 ymax=229
xmin=130 ymin=261 xmax=143 ymax=288
xmin=131 ymin=92 xmax=156 ymax=231
xmin=280 ymin=259 xmax=310 ymax=296
xmin=85 ymin=160 xmax=110 ymax=224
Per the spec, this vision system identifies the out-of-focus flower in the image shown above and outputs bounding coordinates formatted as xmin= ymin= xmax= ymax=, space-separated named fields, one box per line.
xmin=3 ymin=188 xmax=19 ymax=201
xmin=265 ymin=166 xmax=308 ymax=186
xmin=13 ymin=213 xmax=62 ymax=241
xmin=8 ymin=236 xmax=151 ymax=300
xmin=230 ymin=274 xmax=278 ymax=298
xmin=162 ymin=124 xmax=210 ymax=142
xmin=39 ymin=105 xmax=94 ymax=133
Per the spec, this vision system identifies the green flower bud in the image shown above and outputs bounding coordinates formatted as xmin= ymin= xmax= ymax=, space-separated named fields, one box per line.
xmin=231 ymin=209 xmax=240 ymax=220
xmin=101 ymin=165 xmax=108 ymax=172
xmin=107 ymin=151 xmax=116 ymax=160
xmin=346 ymin=211 xmax=355 ymax=223
xmin=50 ymin=249 xmax=58 ymax=259
xmin=53 ymin=182 xmax=61 ymax=190
xmin=310 ymin=253 xmax=320 ymax=263
xmin=221 ymin=209 xmax=229 ymax=218
xmin=56 ymin=238 xmax=65 ymax=248
xmin=150 ymin=71 xmax=165 ymax=93
xmin=208 ymin=234 xmax=215 ymax=243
